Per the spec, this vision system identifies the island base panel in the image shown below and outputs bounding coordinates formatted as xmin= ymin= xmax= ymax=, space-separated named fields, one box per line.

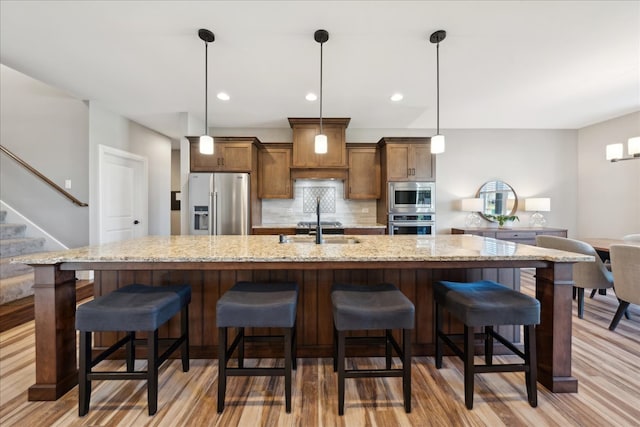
xmin=91 ymin=267 xmax=521 ymax=357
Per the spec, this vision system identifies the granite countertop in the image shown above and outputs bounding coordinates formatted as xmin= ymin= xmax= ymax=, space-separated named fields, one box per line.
xmin=12 ymin=235 xmax=594 ymax=265
xmin=252 ymin=223 xmax=387 ymax=228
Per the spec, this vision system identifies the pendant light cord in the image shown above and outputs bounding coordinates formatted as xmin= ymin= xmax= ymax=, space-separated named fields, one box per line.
xmin=319 ymin=41 xmax=324 ymax=135
xmin=204 ymin=40 xmax=209 ymax=135
xmin=436 ymin=41 xmax=440 ymax=135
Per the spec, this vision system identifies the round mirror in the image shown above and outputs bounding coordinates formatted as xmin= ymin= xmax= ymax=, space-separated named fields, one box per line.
xmin=476 ymin=180 xmax=518 ymax=221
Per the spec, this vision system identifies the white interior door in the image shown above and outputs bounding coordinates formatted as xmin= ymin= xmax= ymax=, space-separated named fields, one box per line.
xmin=98 ymin=144 xmax=148 ymax=244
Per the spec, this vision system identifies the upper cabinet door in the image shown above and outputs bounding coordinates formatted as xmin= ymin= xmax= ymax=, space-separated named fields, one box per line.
xmin=347 ymin=146 xmax=380 ymax=199
xmin=412 ymin=144 xmax=434 ymax=181
xmin=386 ymin=144 xmax=411 ymax=181
xmin=289 ymin=118 xmax=350 ymax=168
xmin=380 ymin=138 xmax=435 ymax=182
xmin=259 ymin=146 xmax=292 ymax=199
xmin=189 ymin=138 xmax=257 ymax=172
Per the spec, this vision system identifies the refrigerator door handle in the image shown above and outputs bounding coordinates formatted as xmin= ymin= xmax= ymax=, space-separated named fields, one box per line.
xmin=212 ymin=191 xmax=218 ymax=235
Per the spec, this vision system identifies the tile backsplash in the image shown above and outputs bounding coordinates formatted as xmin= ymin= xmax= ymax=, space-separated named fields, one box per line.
xmin=303 ymin=186 xmax=335 ymax=213
xmin=261 ymin=180 xmax=378 ymax=225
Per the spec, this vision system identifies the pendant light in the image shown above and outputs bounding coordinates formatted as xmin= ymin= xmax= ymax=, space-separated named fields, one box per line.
xmin=314 ymin=29 xmax=329 ymax=154
xmin=198 ymin=28 xmax=215 ymax=155
xmin=430 ymin=30 xmax=446 ymax=154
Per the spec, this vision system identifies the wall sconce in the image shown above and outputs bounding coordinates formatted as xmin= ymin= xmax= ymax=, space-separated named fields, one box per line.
xmin=525 ymin=198 xmax=551 ymax=227
xmin=461 ymin=198 xmax=483 ymax=227
xmin=606 ymin=137 xmax=640 ymax=162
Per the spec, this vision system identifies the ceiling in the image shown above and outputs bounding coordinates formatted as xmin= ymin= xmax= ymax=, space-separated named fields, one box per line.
xmin=1 ymin=1 xmax=638 ymax=141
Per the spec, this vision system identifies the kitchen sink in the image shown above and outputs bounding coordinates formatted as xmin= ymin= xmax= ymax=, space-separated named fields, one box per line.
xmin=279 ymin=235 xmax=361 ymax=244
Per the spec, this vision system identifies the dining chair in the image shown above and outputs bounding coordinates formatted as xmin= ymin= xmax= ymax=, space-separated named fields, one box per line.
xmin=608 ymin=244 xmax=640 ymax=331
xmin=536 ymin=236 xmax=614 ymax=319
xmin=622 ymin=234 xmax=640 ymax=243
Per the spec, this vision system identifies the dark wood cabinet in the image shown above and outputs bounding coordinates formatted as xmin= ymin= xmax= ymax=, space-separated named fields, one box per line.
xmin=259 ymin=144 xmax=292 ymax=199
xmin=379 ymin=137 xmax=435 ymax=182
xmin=451 ymin=227 xmax=568 ymax=245
xmin=189 ymin=137 xmax=259 ymax=172
xmin=288 ymin=118 xmax=350 ymax=169
xmin=346 ymin=144 xmax=380 ymax=200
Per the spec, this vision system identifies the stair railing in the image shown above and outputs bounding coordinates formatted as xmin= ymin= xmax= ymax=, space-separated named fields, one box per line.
xmin=0 ymin=144 xmax=88 ymax=207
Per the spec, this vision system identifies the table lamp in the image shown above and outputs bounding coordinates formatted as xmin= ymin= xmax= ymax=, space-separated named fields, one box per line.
xmin=525 ymin=198 xmax=551 ymax=227
xmin=461 ymin=198 xmax=483 ymax=227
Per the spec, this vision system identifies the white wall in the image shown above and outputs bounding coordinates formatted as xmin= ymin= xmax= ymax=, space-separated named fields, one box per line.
xmin=0 ymin=65 xmax=90 ymax=247
xmin=577 ymin=111 xmax=640 ymax=237
xmin=129 ymin=121 xmax=171 ymax=236
xmin=88 ymin=102 xmax=172 ymax=244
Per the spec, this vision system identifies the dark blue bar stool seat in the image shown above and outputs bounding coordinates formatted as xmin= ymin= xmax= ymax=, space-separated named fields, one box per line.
xmin=216 ymin=281 xmax=298 ymax=413
xmin=433 ymin=280 xmax=539 ymax=409
xmin=331 ymin=283 xmax=414 ymax=415
xmin=76 ymin=284 xmax=191 ymax=416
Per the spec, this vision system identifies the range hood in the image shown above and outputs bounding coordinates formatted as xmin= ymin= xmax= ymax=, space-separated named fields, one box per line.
xmin=290 ymin=167 xmax=347 ymax=180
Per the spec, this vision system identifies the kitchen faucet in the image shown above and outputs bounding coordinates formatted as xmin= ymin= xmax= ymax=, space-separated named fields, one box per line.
xmin=316 ymin=196 xmax=323 ymax=244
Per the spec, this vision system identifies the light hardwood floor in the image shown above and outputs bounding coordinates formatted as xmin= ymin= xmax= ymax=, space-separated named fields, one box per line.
xmin=1 ymin=270 xmax=639 ymax=426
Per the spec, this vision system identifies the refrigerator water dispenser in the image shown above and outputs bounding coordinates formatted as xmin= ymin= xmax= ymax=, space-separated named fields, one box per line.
xmin=193 ymin=206 xmax=209 ymax=231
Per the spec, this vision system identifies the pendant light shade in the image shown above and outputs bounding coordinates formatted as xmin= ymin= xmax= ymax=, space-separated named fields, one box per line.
xmin=431 ymin=134 xmax=445 ymax=154
xmin=430 ymin=30 xmax=446 ymax=154
xmin=198 ymin=28 xmax=215 ymax=155
xmin=314 ymin=29 xmax=329 ymax=154
xmin=314 ymin=134 xmax=328 ymax=154
xmin=199 ymin=135 xmax=214 ymax=155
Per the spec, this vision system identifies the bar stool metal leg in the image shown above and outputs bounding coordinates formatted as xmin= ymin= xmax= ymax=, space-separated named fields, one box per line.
xmin=217 ymin=327 xmax=227 ymax=413
xmin=78 ymin=331 xmax=91 ymax=417
xmin=403 ymin=328 xmax=412 ymax=413
xmin=126 ymin=331 xmax=135 ymax=372
xmin=181 ymin=305 xmax=190 ymax=372
xmin=284 ymin=328 xmax=292 ymax=413
xmin=464 ymin=325 xmax=475 ymax=409
xmin=525 ymin=325 xmax=538 ymax=407
xmin=435 ymin=300 xmax=443 ymax=369
xmin=147 ymin=330 xmax=158 ymax=416
xmin=337 ymin=330 xmax=346 ymax=416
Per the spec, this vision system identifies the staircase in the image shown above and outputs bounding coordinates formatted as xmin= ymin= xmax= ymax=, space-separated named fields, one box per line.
xmin=0 ymin=210 xmax=45 ymax=304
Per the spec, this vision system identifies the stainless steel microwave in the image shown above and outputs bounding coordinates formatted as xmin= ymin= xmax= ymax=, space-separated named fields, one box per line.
xmin=388 ymin=182 xmax=435 ymax=213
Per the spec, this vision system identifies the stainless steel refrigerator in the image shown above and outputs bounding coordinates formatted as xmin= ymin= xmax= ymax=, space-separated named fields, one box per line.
xmin=189 ymin=172 xmax=250 ymax=235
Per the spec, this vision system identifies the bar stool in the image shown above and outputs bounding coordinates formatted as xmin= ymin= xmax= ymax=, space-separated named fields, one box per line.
xmin=75 ymin=284 xmax=191 ymax=416
xmin=331 ymin=283 xmax=414 ymax=415
xmin=216 ymin=281 xmax=298 ymax=413
xmin=433 ymin=280 xmax=540 ymax=409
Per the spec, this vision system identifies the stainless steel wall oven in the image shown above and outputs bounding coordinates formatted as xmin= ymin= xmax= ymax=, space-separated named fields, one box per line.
xmin=388 ymin=181 xmax=435 ymax=235
xmin=388 ymin=213 xmax=435 ymax=235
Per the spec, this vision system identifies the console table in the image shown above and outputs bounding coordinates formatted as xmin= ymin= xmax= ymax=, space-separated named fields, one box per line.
xmin=451 ymin=227 xmax=568 ymax=246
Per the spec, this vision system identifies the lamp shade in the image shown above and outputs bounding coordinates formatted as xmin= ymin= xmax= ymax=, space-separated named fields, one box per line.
xmin=629 ymin=137 xmax=640 ymax=156
xmin=461 ymin=198 xmax=483 ymax=212
xmin=525 ymin=198 xmax=550 ymax=212
xmin=431 ymin=134 xmax=445 ymax=154
xmin=199 ymin=135 xmax=214 ymax=155
xmin=606 ymin=143 xmax=623 ymax=161
xmin=314 ymin=134 xmax=328 ymax=154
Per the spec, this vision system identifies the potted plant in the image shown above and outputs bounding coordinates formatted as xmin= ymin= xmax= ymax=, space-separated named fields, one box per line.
xmin=487 ymin=214 xmax=520 ymax=228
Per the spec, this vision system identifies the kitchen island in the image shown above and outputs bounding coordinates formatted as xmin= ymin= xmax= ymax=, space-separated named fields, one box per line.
xmin=15 ymin=234 xmax=592 ymax=401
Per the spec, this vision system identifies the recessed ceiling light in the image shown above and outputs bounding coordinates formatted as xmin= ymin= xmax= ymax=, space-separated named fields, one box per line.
xmin=306 ymin=93 xmax=317 ymax=101
xmin=390 ymin=93 xmax=403 ymax=102
xmin=217 ymin=92 xmax=230 ymax=101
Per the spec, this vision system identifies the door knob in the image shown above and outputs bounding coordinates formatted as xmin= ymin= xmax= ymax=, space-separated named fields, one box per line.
xmin=133 ymin=220 xmax=140 ymax=225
